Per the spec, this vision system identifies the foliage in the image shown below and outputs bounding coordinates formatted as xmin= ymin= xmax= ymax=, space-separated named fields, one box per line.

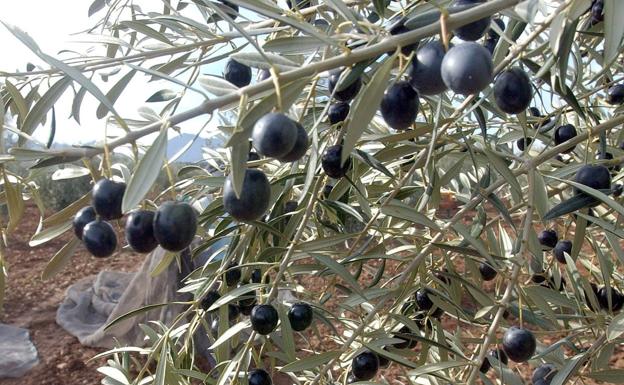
xmin=1 ymin=0 xmax=624 ymax=384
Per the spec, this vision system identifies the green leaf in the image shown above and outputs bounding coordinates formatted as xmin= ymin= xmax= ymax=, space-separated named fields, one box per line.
xmin=607 ymin=311 xmax=624 ymax=341
xmin=542 ymin=193 xmax=605 ymax=220
xmin=550 ymin=353 xmax=586 ymax=385
xmin=603 ymin=0 xmax=624 ymax=64
xmin=223 ymin=0 xmax=337 ymax=47
xmin=551 ymin=176 xmax=624 ymax=218
xmin=263 ymin=36 xmax=328 ymax=54
xmin=122 ymin=129 xmax=168 ymax=213
xmin=20 ymin=77 xmax=71 ymax=144
xmin=533 ymin=172 xmax=550 ymax=220
xmin=524 ymin=285 xmax=576 ymax=309
xmin=405 ymin=10 xmax=442 ymax=29
xmin=296 ymin=233 xmax=356 ymax=252
xmin=43 ymin=192 xmax=91 ymax=227
xmin=277 ymin=303 xmax=296 ymax=362
xmin=97 ymin=367 xmax=130 ymax=385
xmin=407 ymin=360 xmax=468 ymax=377
xmin=363 ymin=342 xmax=419 ymax=369
xmin=230 ymin=51 xmax=299 ymax=71
xmin=155 ymin=338 xmax=168 ymax=385
xmin=279 ymin=351 xmax=340 ymax=372
xmin=70 ymin=87 xmax=87 ymax=124
xmin=88 ymin=0 xmax=106 ymax=16
xmin=1 ymin=22 xmax=126 ymax=127
xmin=312 ymin=254 xmax=365 ymax=298
xmin=150 ymin=251 xmax=177 ymax=277
xmin=208 ymin=283 xmax=265 ymax=311
xmin=342 ymin=54 xmax=396 ymax=165
xmin=587 ymin=370 xmax=624 ymax=383
xmin=119 ymin=20 xmax=173 ymax=45
xmin=354 ymin=149 xmax=393 ymax=178
xmin=381 ymin=201 xmax=441 ymax=232
xmin=483 ymin=148 xmax=522 ymax=202
xmin=372 ymin=0 xmax=388 ymax=16
xmin=209 ymin=319 xmax=250 ymax=349
xmin=229 ymin=142 xmax=248 ymax=199
xmin=4 ymin=80 xmax=28 ymax=126
xmin=325 ymin=0 xmax=361 ymax=24
xmin=96 ymin=69 xmax=136 ymax=119
xmin=41 ymin=238 xmax=80 ymax=280
xmin=3 ymin=172 xmax=24 ymax=234
xmin=104 ymin=302 xmax=185 ymax=331
xmin=451 ymin=223 xmax=490 ymax=260
xmin=321 ymin=200 xmax=365 ymax=223
xmin=146 ymin=89 xmax=178 ymax=103
xmin=199 ymin=75 xmax=238 ymax=96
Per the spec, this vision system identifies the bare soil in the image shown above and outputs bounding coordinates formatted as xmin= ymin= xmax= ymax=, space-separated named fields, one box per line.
xmin=0 ymin=204 xmax=144 ymax=385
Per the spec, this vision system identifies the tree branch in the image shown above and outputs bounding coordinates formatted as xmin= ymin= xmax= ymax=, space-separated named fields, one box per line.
xmin=5 ymin=0 xmax=523 ymax=162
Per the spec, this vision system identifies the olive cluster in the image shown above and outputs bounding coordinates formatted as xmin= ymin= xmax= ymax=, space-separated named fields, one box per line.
xmin=72 ymin=179 xmax=197 ymax=257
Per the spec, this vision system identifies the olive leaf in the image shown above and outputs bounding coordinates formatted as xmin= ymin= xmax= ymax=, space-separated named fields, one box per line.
xmin=122 ymin=128 xmax=168 ymax=213
xmin=341 ymin=54 xmax=396 ymax=165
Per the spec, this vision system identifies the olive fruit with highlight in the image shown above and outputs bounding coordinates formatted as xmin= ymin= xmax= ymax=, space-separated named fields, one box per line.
xmin=125 ymin=210 xmax=158 ymax=253
xmin=501 ymin=327 xmax=536 ymax=362
xmin=252 ymin=113 xmax=298 ymax=158
xmin=607 ymin=84 xmax=624 ymax=105
xmin=538 ymin=229 xmax=558 ymax=249
xmin=553 ymin=240 xmax=572 ymax=264
xmin=393 ymin=325 xmax=417 ymax=349
xmin=516 ymin=137 xmax=532 ymax=151
xmin=479 ymin=262 xmax=497 ymax=281
xmin=288 ymin=302 xmax=313 ymax=331
xmin=480 ymin=348 xmax=508 ymax=373
xmin=201 ymin=290 xmax=221 ymax=311
xmin=597 ymin=286 xmax=624 ymax=312
xmin=351 ymin=351 xmax=379 ymax=381
xmin=449 ymin=0 xmax=491 ymax=41
xmin=224 ymin=59 xmax=251 ymax=88
xmin=415 ymin=288 xmax=444 ymax=317
xmin=322 ymin=145 xmax=352 ymax=179
xmin=328 ymin=102 xmax=350 ymax=125
xmin=388 ymin=22 xmax=418 ymax=55
xmin=250 ymin=304 xmax=279 ymax=335
xmin=73 ymin=206 xmax=96 ymax=240
xmin=278 ymin=122 xmax=308 ymax=162
xmin=225 ymin=263 xmax=241 ymax=287
xmin=532 ymin=364 xmax=558 ymax=385
xmin=380 ymin=81 xmax=419 ymax=130
xmin=408 ymin=41 xmax=447 ymax=95
xmin=328 ymin=69 xmax=362 ymax=102
xmin=83 ymin=220 xmax=117 ymax=258
xmin=248 ymin=369 xmax=272 ymax=385
xmin=554 ymin=124 xmax=577 ymax=152
xmin=441 ymin=43 xmax=493 ymax=95
xmin=92 ymin=179 xmax=126 ymax=220
xmin=493 ymin=68 xmax=532 ymax=114
xmin=574 ymin=164 xmax=611 ymax=205
xmin=223 ymin=169 xmax=271 ymax=221
xmin=153 ymin=201 xmax=197 ymax=252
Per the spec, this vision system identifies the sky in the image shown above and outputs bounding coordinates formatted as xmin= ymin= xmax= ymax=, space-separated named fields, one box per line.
xmin=0 ymin=1 xmax=227 ymax=151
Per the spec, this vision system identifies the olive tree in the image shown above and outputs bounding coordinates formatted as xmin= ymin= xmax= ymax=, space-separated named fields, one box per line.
xmin=1 ymin=0 xmax=624 ymax=384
